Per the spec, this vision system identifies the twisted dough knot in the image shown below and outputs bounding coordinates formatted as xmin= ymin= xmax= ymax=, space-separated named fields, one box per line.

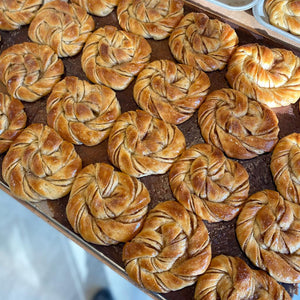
xmin=66 ymin=163 xmax=150 ymax=245
xmin=81 ymin=25 xmax=151 ymax=90
xmin=265 ymin=0 xmax=300 ymax=36
xmin=198 ymin=88 xmax=279 ymax=159
xmin=47 ymin=76 xmax=121 ymax=146
xmin=28 ymin=0 xmax=95 ymax=57
xmin=123 ymin=200 xmax=212 ymax=293
xmin=0 ymin=92 xmax=27 ymax=154
xmin=117 ymin=0 xmax=184 ymax=40
xmin=2 ymin=123 xmax=82 ymax=202
xmin=194 ymin=255 xmax=291 ymax=300
xmin=236 ymin=189 xmax=300 ymax=283
xmin=271 ymin=133 xmax=300 ymax=204
xmin=107 ymin=110 xmax=186 ymax=177
xmin=169 ymin=13 xmax=239 ymax=72
xmin=0 ymin=0 xmax=42 ymax=30
xmin=226 ymin=43 xmax=300 ymax=107
xmin=133 ymin=59 xmax=210 ymax=125
xmin=71 ymin=0 xmax=119 ymax=16
xmin=169 ymin=143 xmax=249 ymax=222
xmin=0 ymin=42 xmax=64 ymax=102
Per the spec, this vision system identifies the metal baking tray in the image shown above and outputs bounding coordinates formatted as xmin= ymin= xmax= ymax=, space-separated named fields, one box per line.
xmin=0 ymin=2 xmax=299 ymax=299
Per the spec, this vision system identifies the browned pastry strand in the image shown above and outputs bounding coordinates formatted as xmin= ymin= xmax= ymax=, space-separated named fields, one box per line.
xmin=28 ymin=0 xmax=95 ymax=57
xmin=117 ymin=0 xmax=184 ymax=40
xmin=226 ymin=43 xmax=300 ymax=108
xmin=81 ymin=26 xmax=151 ymax=90
xmin=265 ymin=0 xmax=300 ymax=36
xmin=194 ymin=255 xmax=291 ymax=299
xmin=47 ymin=76 xmax=121 ymax=146
xmin=107 ymin=110 xmax=186 ymax=177
xmin=123 ymin=200 xmax=212 ymax=293
xmin=271 ymin=133 xmax=300 ymax=204
xmin=71 ymin=0 xmax=119 ymax=16
xmin=198 ymin=88 xmax=279 ymax=159
xmin=0 ymin=92 xmax=27 ymax=154
xmin=0 ymin=42 xmax=64 ymax=102
xmin=2 ymin=123 xmax=82 ymax=202
xmin=0 ymin=0 xmax=42 ymax=31
xmin=169 ymin=13 xmax=239 ymax=72
xmin=66 ymin=163 xmax=150 ymax=245
xmin=169 ymin=143 xmax=249 ymax=222
xmin=133 ymin=59 xmax=210 ymax=124
xmin=236 ymin=190 xmax=300 ymax=283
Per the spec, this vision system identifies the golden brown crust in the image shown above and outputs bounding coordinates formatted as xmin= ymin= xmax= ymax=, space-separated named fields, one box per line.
xmin=0 ymin=42 xmax=64 ymax=102
xmin=169 ymin=13 xmax=239 ymax=72
xmin=71 ymin=0 xmax=119 ymax=16
xmin=81 ymin=25 xmax=151 ymax=90
xmin=2 ymin=123 xmax=82 ymax=202
xmin=133 ymin=59 xmax=210 ymax=124
xmin=236 ymin=190 xmax=300 ymax=283
xmin=107 ymin=110 xmax=186 ymax=177
xmin=271 ymin=133 xmax=300 ymax=204
xmin=226 ymin=43 xmax=300 ymax=108
xmin=123 ymin=200 xmax=211 ymax=293
xmin=28 ymin=0 xmax=95 ymax=57
xmin=169 ymin=143 xmax=249 ymax=222
xmin=198 ymin=88 xmax=279 ymax=159
xmin=117 ymin=0 xmax=184 ymax=40
xmin=47 ymin=76 xmax=121 ymax=146
xmin=66 ymin=163 xmax=150 ymax=245
xmin=0 ymin=92 xmax=27 ymax=154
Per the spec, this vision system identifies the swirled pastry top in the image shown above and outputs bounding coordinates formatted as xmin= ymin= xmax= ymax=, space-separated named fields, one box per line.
xmin=107 ymin=110 xmax=186 ymax=177
xmin=117 ymin=0 xmax=184 ymax=40
xmin=271 ymin=133 xmax=300 ymax=204
xmin=0 ymin=93 xmax=27 ymax=154
xmin=169 ymin=13 xmax=239 ymax=72
xmin=2 ymin=123 xmax=82 ymax=202
xmin=81 ymin=25 xmax=151 ymax=90
xmin=169 ymin=143 xmax=249 ymax=223
xmin=236 ymin=189 xmax=300 ymax=283
xmin=28 ymin=0 xmax=95 ymax=57
xmin=47 ymin=76 xmax=121 ymax=146
xmin=0 ymin=0 xmax=42 ymax=30
xmin=265 ymin=0 xmax=300 ymax=36
xmin=194 ymin=255 xmax=291 ymax=300
xmin=198 ymin=88 xmax=279 ymax=159
xmin=0 ymin=42 xmax=64 ymax=102
xmin=123 ymin=200 xmax=211 ymax=293
xmin=133 ymin=59 xmax=210 ymax=125
xmin=226 ymin=43 xmax=300 ymax=108
xmin=66 ymin=163 xmax=150 ymax=245
xmin=71 ymin=0 xmax=119 ymax=16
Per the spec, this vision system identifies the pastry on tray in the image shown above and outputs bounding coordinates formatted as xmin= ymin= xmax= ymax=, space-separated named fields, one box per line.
xmin=123 ymin=200 xmax=212 ymax=293
xmin=107 ymin=110 xmax=186 ymax=177
xmin=133 ymin=59 xmax=210 ymax=124
xmin=0 ymin=0 xmax=42 ymax=30
xmin=2 ymin=123 xmax=82 ymax=202
xmin=0 ymin=92 xmax=27 ymax=154
xmin=71 ymin=0 xmax=119 ymax=16
xmin=66 ymin=162 xmax=150 ymax=245
xmin=117 ymin=0 xmax=184 ymax=40
xmin=226 ymin=43 xmax=300 ymax=107
xmin=194 ymin=255 xmax=291 ymax=299
xmin=0 ymin=42 xmax=64 ymax=102
xmin=28 ymin=0 xmax=95 ymax=57
xmin=47 ymin=76 xmax=121 ymax=146
xmin=169 ymin=12 xmax=239 ymax=72
xmin=236 ymin=189 xmax=300 ymax=283
xmin=81 ymin=25 xmax=151 ymax=90
xmin=271 ymin=132 xmax=300 ymax=204
xmin=198 ymin=88 xmax=279 ymax=159
xmin=169 ymin=143 xmax=249 ymax=222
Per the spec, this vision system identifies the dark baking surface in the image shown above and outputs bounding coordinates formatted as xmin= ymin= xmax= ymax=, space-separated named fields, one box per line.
xmin=0 ymin=2 xmax=299 ymax=299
